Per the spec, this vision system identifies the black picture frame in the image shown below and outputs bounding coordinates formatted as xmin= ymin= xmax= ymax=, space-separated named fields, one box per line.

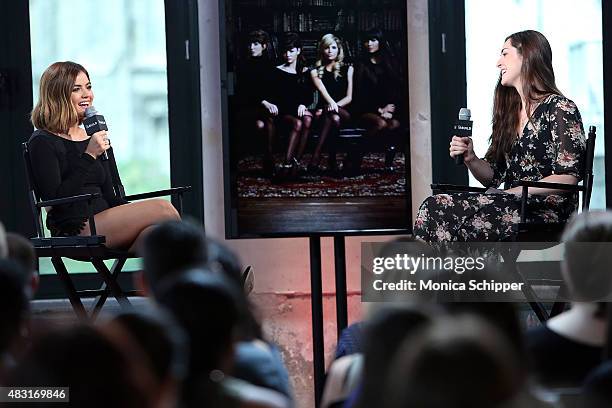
xmin=219 ymin=0 xmax=412 ymax=238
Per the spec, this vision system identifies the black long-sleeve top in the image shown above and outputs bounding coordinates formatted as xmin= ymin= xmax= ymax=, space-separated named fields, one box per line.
xmin=353 ymin=58 xmax=402 ymax=116
xmin=236 ymin=56 xmax=273 ymax=107
xmin=28 ymin=129 xmax=128 ymax=236
xmin=263 ymin=67 xmax=313 ymax=116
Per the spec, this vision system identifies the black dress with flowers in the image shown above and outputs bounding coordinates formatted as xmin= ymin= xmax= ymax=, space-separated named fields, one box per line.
xmin=413 ymin=94 xmax=586 ymax=242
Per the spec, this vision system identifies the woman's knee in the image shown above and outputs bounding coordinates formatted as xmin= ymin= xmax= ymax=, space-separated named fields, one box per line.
xmin=255 ymin=120 xmax=265 ymax=130
xmin=151 ymin=199 xmax=180 ymax=221
xmin=371 ymin=117 xmax=387 ymax=132
xmin=387 ymin=119 xmax=400 ymax=130
xmin=302 ymin=114 xmax=312 ymax=129
xmin=290 ymin=118 xmax=302 ymax=132
xmin=331 ymin=114 xmax=341 ymax=127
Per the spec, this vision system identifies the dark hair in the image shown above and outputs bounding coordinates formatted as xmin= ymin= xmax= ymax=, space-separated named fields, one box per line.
xmin=111 ymin=309 xmax=188 ymax=384
xmin=0 ymin=259 xmax=28 ymax=354
xmin=280 ymin=32 xmax=302 ymax=52
xmin=384 ymin=315 xmax=523 ymax=408
xmin=5 ymin=325 xmax=153 ymax=408
xmin=444 ymin=302 xmax=526 ymax=368
xmin=280 ymin=32 xmax=306 ymax=71
xmin=248 ymin=29 xmax=270 ymax=46
xmin=561 ymin=211 xmax=612 ymax=306
xmin=7 ymin=232 xmax=37 ymax=277
xmin=487 ymin=30 xmax=562 ymax=163
xmin=355 ymin=306 xmax=430 ymax=408
xmin=141 ymin=220 xmax=208 ymax=295
xmin=157 ymin=269 xmax=240 ymax=405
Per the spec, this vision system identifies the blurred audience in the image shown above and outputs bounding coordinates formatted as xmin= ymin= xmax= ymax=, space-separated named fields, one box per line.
xmin=383 ymin=315 xmax=524 ymax=408
xmin=582 ymin=360 xmax=612 ymax=408
xmin=141 ymin=220 xmax=293 ymax=401
xmin=5 ymin=324 xmax=156 ymax=408
xmin=526 ymin=211 xmax=612 ymax=387
xmin=0 ymin=259 xmax=29 ymax=380
xmin=107 ymin=309 xmax=189 ymax=408
xmin=157 ymin=269 xmax=289 ymax=408
xmin=6 ymin=232 xmax=39 ymax=299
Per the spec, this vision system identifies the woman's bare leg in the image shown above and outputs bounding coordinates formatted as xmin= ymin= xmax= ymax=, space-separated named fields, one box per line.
xmin=81 ymin=199 xmax=180 ymax=251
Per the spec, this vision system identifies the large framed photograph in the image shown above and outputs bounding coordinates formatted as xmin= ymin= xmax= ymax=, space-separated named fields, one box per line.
xmin=220 ymin=0 xmax=411 ymax=238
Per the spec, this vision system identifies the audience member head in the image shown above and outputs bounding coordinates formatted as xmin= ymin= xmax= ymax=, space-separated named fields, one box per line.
xmin=140 ymin=220 xmax=208 ymax=297
xmin=109 ymin=309 xmax=188 ymax=407
xmin=370 ymin=236 xmax=438 ymax=304
xmin=561 ymin=210 xmax=612 ymax=304
xmin=206 ymin=238 xmax=243 ymax=288
xmin=383 ymin=315 xmax=523 ymax=408
xmin=0 ymin=260 xmax=28 ymax=359
xmin=6 ymin=232 xmax=39 ymax=298
xmin=5 ymin=325 xmax=155 ymax=408
xmin=156 ymin=269 xmax=240 ymax=400
xmin=444 ymin=302 xmax=525 ymax=367
xmin=355 ymin=305 xmax=430 ymax=408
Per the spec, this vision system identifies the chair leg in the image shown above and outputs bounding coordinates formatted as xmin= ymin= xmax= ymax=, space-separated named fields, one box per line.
xmin=502 ymin=247 xmax=550 ymax=323
xmin=549 ymin=283 xmax=568 ymax=318
xmin=91 ymin=258 xmax=127 ymax=319
xmin=51 ymin=256 xmax=87 ymax=320
xmin=91 ymin=259 xmax=131 ymax=309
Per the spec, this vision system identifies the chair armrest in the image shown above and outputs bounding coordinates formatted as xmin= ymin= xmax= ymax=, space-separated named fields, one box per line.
xmin=36 ymin=193 xmax=101 ymax=208
xmin=516 ymin=180 xmax=582 ymax=192
xmin=124 ymin=186 xmax=192 ymax=201
xmin=431 ymin=183 xmax=487 ymax=193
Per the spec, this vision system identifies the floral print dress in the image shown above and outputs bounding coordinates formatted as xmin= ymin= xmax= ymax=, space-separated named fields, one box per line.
xmin=414 ymin=94 xmax=586 ymax=242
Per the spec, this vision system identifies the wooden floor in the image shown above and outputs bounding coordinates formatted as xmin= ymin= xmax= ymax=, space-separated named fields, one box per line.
xmin=236 ymin=196 xmax=410 ymax=236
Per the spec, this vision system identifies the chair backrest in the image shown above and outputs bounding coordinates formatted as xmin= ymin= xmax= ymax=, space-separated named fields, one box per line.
xmin=21 ymin=142 xmax=45 ymax=238
xmin=581 ymin=125 xmax=596 ymax=211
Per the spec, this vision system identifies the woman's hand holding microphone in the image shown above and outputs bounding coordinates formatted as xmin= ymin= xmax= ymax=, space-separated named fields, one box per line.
xmin=449 ymin=136 xmax=476 ymax=164
xmin=85 ymin=130 xmax=110 ymax=159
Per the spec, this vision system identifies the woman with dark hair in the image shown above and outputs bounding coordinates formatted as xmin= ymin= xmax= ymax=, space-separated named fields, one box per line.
xmin=414 ymin=30 xmax=586 ymax=242
xmin=526 ymin=210 xmax=612 ymax=387
xmin=308 ymin=33 xmax=354 ymax=173
xmin=260 ymin=33 xmax=313 ymax=176
xmin=236 ymin=30 xmax=276 ymax=176
xmin=28 ymin=61 xmax=180 ymax=250
xmin=352 ymin=28 xmax=403 ymax=172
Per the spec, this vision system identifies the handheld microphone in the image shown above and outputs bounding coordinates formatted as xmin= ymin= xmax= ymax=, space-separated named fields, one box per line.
xmin=453 ymin=108 xmax=473 ymax=165
xmin=83 ymin=106 xmax=109 ymax=161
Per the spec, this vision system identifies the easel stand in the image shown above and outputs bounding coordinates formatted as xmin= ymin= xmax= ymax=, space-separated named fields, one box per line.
xmin=309 ymin=235 xmax=349 ymax=407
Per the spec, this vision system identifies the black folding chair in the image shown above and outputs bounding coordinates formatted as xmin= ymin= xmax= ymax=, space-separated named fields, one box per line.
xmin=22 ymin=141 xmax=191 ymax=320
xmin=431 ymin=126 xmax=596 ymax=321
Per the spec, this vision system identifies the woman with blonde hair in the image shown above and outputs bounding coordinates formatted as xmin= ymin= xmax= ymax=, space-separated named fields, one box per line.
xmin=28 ymin=61 xmax=180 ymax=251
xmin=308 ymin=34 xmax=354 ymax=172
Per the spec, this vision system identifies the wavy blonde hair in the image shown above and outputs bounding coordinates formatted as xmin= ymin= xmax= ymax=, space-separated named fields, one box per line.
xmin=316 ymin=34 xmax=345 ymax=79
xmin=31 ymin=61 xmax=89 ymax=134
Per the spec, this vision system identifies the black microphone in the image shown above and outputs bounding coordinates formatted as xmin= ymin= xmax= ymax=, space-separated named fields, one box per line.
xmin=83 ymin=106 xmax=109 ymax=161
xmin=453 ymin=108 xmax=473 ymax=165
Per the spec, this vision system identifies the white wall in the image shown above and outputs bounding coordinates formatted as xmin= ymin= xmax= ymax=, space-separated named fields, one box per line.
xmin=197 ymin=0 xmax=432 ymax=296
